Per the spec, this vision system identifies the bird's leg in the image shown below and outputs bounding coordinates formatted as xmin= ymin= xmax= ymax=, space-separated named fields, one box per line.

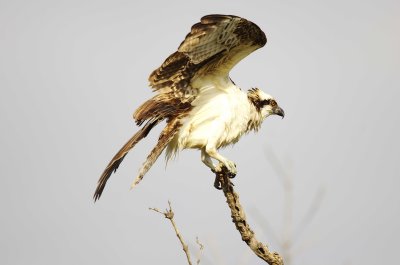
xmin=205 ymin=146 xmax=237 ymax=177
xmin=201 ymin=148 xmax=224 ymax=189
xmin=201 ymin=148 xmax=216 ymax=171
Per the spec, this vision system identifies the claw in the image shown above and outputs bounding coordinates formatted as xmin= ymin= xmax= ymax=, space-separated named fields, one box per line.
xmin=214 ymin=176 xmax=222 ymax=189
xmin=214 ymin=163 xmax=223 ymax=173
xmin=212 ymin=167 xmax=223 ymax=189
xmin=213 ymin=169 xmax=235 ymax=189
xmin=225 ymin=161 xmax=237 ymax=176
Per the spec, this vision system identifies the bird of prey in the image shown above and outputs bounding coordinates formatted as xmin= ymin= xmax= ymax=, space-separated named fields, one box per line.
xmin=94 ymin=14 xmax=284 ymax=201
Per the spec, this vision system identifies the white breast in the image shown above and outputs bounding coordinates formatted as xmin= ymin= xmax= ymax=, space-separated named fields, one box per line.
xmin=166 ymin=76 xmax=252 ymax=160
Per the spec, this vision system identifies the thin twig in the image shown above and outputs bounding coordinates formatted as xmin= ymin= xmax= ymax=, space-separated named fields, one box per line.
xmin=215 ymin=167 xmax=284 ymax=265
xmin=263 ymin=147 xmax=326 ymax=265
xmin=293 ymin=186 xmax=325 ymax=244
xmin=149 ymin=201 xmax=193 ymax=265
xmin=195 ymin=237 xmax=204 ymax=265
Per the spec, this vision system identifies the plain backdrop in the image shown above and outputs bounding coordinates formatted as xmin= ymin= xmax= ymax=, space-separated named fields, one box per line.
xmin=1 ymin=0 xmax=399 ymax=264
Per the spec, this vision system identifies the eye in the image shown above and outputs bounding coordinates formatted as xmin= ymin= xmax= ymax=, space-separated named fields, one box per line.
xmin=270 ymin=100 xmax=277 ymax=107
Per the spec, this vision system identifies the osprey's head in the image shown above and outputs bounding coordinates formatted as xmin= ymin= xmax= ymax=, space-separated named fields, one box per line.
xmin=247 ymin=88 xmax=285 ymax=119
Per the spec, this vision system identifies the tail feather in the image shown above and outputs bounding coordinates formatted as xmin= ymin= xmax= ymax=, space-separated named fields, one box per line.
xmin=93 ymin=120 xmax=158 ymax=201
xmin=130 ymin=119 xmax=181 ymax=188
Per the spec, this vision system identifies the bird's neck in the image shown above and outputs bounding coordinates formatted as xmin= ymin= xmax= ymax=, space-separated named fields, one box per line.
xmin=246 ymin=100 xmax=264 ymax=132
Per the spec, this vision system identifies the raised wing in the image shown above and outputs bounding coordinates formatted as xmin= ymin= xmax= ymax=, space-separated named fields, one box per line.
xmin=148 ymin=14 xmax=266 ymax=99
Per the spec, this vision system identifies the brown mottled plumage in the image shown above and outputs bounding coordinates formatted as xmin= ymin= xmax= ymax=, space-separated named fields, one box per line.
xmin=148 ymin=14 xmax=266 ymax=100
xmin=93 ymin=15 xmax=277 ymax=201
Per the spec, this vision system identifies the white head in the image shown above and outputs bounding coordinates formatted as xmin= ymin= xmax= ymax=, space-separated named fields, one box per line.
xmin=247 ymin=88 xmax=285 ymax=119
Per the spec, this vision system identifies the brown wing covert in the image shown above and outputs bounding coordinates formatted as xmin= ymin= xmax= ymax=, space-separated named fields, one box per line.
xmin=148 ymin=15 xmax=266 ymax=101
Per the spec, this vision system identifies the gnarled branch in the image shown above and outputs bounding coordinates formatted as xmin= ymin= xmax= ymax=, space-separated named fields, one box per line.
xmin=215 ymin=167 xmax=284 ymax=265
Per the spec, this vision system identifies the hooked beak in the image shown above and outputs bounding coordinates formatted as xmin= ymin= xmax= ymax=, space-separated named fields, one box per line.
xmin=273 ymin=106 xmax=285 ymax=119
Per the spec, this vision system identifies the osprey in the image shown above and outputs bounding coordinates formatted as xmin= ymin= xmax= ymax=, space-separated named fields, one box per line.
xmin=94 ymin=14 xmax=284 ymax=201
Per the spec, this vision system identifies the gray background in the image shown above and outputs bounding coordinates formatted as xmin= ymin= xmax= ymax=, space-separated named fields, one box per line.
xmin=1 ymin=0 xmax=399 ymax=264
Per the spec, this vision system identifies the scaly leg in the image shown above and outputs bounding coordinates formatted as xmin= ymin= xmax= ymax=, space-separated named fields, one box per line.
xmin=201 ymin=147 xmax=234 ymax=189
xmin=201 ymin=148 xmax=216 ymax=171
xmin=205 ymin=145 xmax=237 ymax=177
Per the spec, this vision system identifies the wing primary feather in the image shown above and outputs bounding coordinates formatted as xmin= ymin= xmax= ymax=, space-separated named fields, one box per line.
xmin=93 ymin=120 xmax=158 ymax=201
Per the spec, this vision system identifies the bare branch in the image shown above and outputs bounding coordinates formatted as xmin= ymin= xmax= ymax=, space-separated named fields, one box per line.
xmin=215 ymin=167 xmax=284 ymax=265
xmin=149 ymin=201 xmax=193 ymax=265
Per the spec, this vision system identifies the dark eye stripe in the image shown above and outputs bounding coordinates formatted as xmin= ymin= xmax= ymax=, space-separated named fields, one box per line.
xmin=261 ymin=99 xmax=270 ymax=106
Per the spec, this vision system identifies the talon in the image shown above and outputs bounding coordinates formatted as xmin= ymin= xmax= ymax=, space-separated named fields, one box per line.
xmin=225 ymin=161 xmax=237 ymax=176
xmin=214 ymin=163 xmax=223 ymax=173
xmin=214 ymin=175 xmax=222 ymax=190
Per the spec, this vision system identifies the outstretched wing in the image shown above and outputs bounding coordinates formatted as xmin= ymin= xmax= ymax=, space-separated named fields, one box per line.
xmin=148 ymin=14 xmax=266 ymax=100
